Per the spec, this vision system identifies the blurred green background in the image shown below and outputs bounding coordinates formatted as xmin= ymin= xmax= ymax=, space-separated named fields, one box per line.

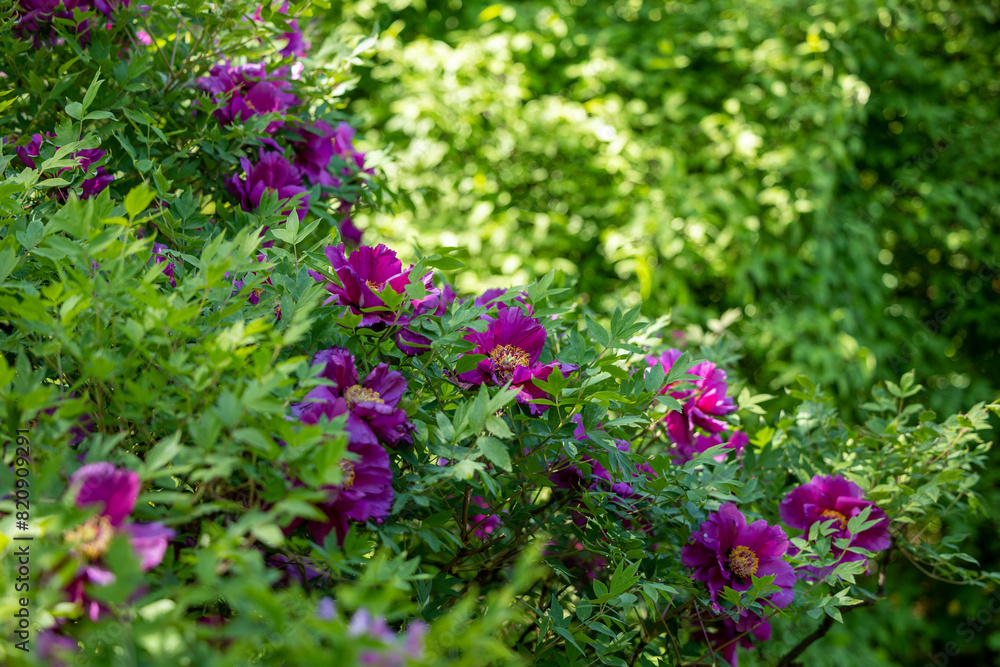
xmin=322 ymin=0 xmax=1000 ymax=664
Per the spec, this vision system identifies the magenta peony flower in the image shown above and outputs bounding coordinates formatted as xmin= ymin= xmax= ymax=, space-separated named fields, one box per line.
xmin=456 ymin=306 xmax=575 ymax=415
xmin=681 ymin=503 xmax=795 ymax=626
xmin=196 ymin=61 xmax=298 ymax=133
xmin=231 ymin=251 xmax=277 ymax=310
xmin=291 ymin=347 xmax=414 ymax=447
xmin=346 ymin=608 xmax=428 ymax=667
xmin=72 ymin=149 xmax=115 ymax=199
xmin=474 ymin=288 xmax=533 ymax=314
xmin=14 ymin=0 xmax=127 ymax=43
xmin=648 ymin=349 xmax=736 ymax=433
xmin=468 ymin=496 xmax=502 ymax=539
xmin=226 ymin=149 xmax=309 ymax=222
xmin=292 ymin=120 xmax=368 ymax=188
xmin=152 ymin=242 xmax=176 ymax=287
xmin=292 ymin=120 xmax=340 ymax=187
xmin=64 ymin=463 xmax=174 ymax=620
xmin=779 ymin=474 xmax=890 ymax=573
xmin=290 ymin=439 xmax=394 ymax=546
xmin=308 ymin=244 xmax=440 ymax=355
xmin=12 ymin=135 xmax=111 ymax=198
xmin=37 ymin=631 xmax=78 ymax=667
xmin=338 ymin=214 xmax=364 ymax=246
xmin=331 ymin=121 xmax=368 ymax=173
xmin=671 ymin=427 xmax=749 ymax=465
xmin=433 ymin=282 xmax=458 ymax=316
xmin=14 ymin=133 xmax=43 ymax=168
xmin=690 ymin=611 xmax=771 ymax=667
xmin=276 ymin=2 xmax=308 ymax=57
xmin=550 ymin=415 xmax=655 ymax=498
xmin=40 ymin=394 xmax=93 ymax=447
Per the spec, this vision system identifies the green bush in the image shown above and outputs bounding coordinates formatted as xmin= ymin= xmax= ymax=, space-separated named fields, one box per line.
xmin=335 ymin=0 xmax=1000 ymax=418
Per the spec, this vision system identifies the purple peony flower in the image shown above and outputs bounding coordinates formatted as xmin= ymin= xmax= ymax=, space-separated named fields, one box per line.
xmin=292 ymin=120 xmax=368 ymax=188
xmin=196 ymin=61 xmax=298 ymax=133
xmin=347 ymin=608 xmax=428 ymax=667
xmin=332 ymin=121 xmax=368 ymax=173
xmin=15 ymin=133 xmax=43 ymax=168
xmin=474 ymin=288 xmax=533 ymax=314
xmin=266 ymin=552 xmax=327 ymax=588
xmin=550 ymin=415 xmax=655 ymax=498
xmin=339 ymin=214 xmax=364 ymax=245
xmin=671 ymin=427 xmax=749 ymax=465
xmin=433 ymin=282 xmax=458 ymax=316
xmin=14 ymin=0 xmax=128 ymax=43
xmin=152 ymin=242 xmax=176 ymax=287
xmin=291 ymin=347 xmax=414 ymax=447
xmin=648 ymin=349 xmax=737 ymax=433
xmin=13 ymin=134 xmax=112 ymax=198
xmin=64 ymin=463 xmax=174 ymax=620
xmin=276 ymin=2 xmax=308 ymax=57
xmin=292 ymin=120 xmax=340 ymax=187
xmin=690 ymin=611 xmax=771 ymax=667
xmin=455 ymin=306 xmax=575 ymax=415
xmin=39 ymin=394 xmax=93 ymax=447
xmin=290 ymin=438 xmax=394 ymax=546
xmin=468 ymin=496 xmax=502 ymax=539
xmin=681 ymin=503 xmax=795 ymax=627
xmin=308 ymin=244 xmax=440 ymax=355
xmin=779 ymin=474 xmax=890 ymax=574
xmin=227 ymin=149 xmax=309 ymax=222
xmin=14 ymin=0 xmax=66 ymax=37
xmin=71 ymin=148 xmax=115 ymax=199
xmin=317 ymin=597 xmax=337 ymax=620
xmin=38 ymin=631 xmax=78 ymax=667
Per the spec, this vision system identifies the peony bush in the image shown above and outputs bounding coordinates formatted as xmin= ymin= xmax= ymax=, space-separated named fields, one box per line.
xmin=1 ymin=2 xmax=998 ymax=666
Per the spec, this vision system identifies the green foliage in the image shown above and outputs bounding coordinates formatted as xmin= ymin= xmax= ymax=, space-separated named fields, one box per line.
xmin=334 ymin=0 xmax=1000 ymax=418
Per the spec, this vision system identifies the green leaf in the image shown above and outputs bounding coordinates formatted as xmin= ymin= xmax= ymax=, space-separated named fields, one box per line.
xmin=585 ymin=317 xmax=611 ymax=347
xmin=424 ymin=255 xmax=466 ymax=270
xmin=144 ymin=431 xmax=182 ymax=475
xmin=285 ymin=208 xmax=300 ymax=237
xmin=65 ymin=102 xmax=84 ymax=120
xmin=83 ymin=110 xmax=116 ymax=121
xmin=15 ymin=219 xmax=44 ymax=250
xmin=0 ymin=247 xmax=16 ymax=283
xmin=485 ymin=415 xmax=513 ymax=438
xmin=81 ymin=70 xmax=104 ymax=111
xmin=477 ymin=435 xmax=512 ymax=472
xmin=251 ymin=524 xmax=284 ymax=547
xmin=455 ymin=353 xmax=487 ymax=374
xmin=125 ymin=184 xmax=156 ymax=220
xmin=552 ymin=626 xmax=584 ymax=656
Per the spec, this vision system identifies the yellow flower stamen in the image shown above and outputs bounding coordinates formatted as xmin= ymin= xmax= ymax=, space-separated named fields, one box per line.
xmin=65 ymin=515 xmax=114 ymax=561
xmin=820 ymin=509 xmax=848 ymax=531
xmin=344 ymin=384 xmax=384 ymax=408
xmin=489 ymin=344 xmax=530 ymax=381
xmin=340 ymin=460 xmax=356 ymax=489
xmin=728 ymin=545 xmax=759 ymax=580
